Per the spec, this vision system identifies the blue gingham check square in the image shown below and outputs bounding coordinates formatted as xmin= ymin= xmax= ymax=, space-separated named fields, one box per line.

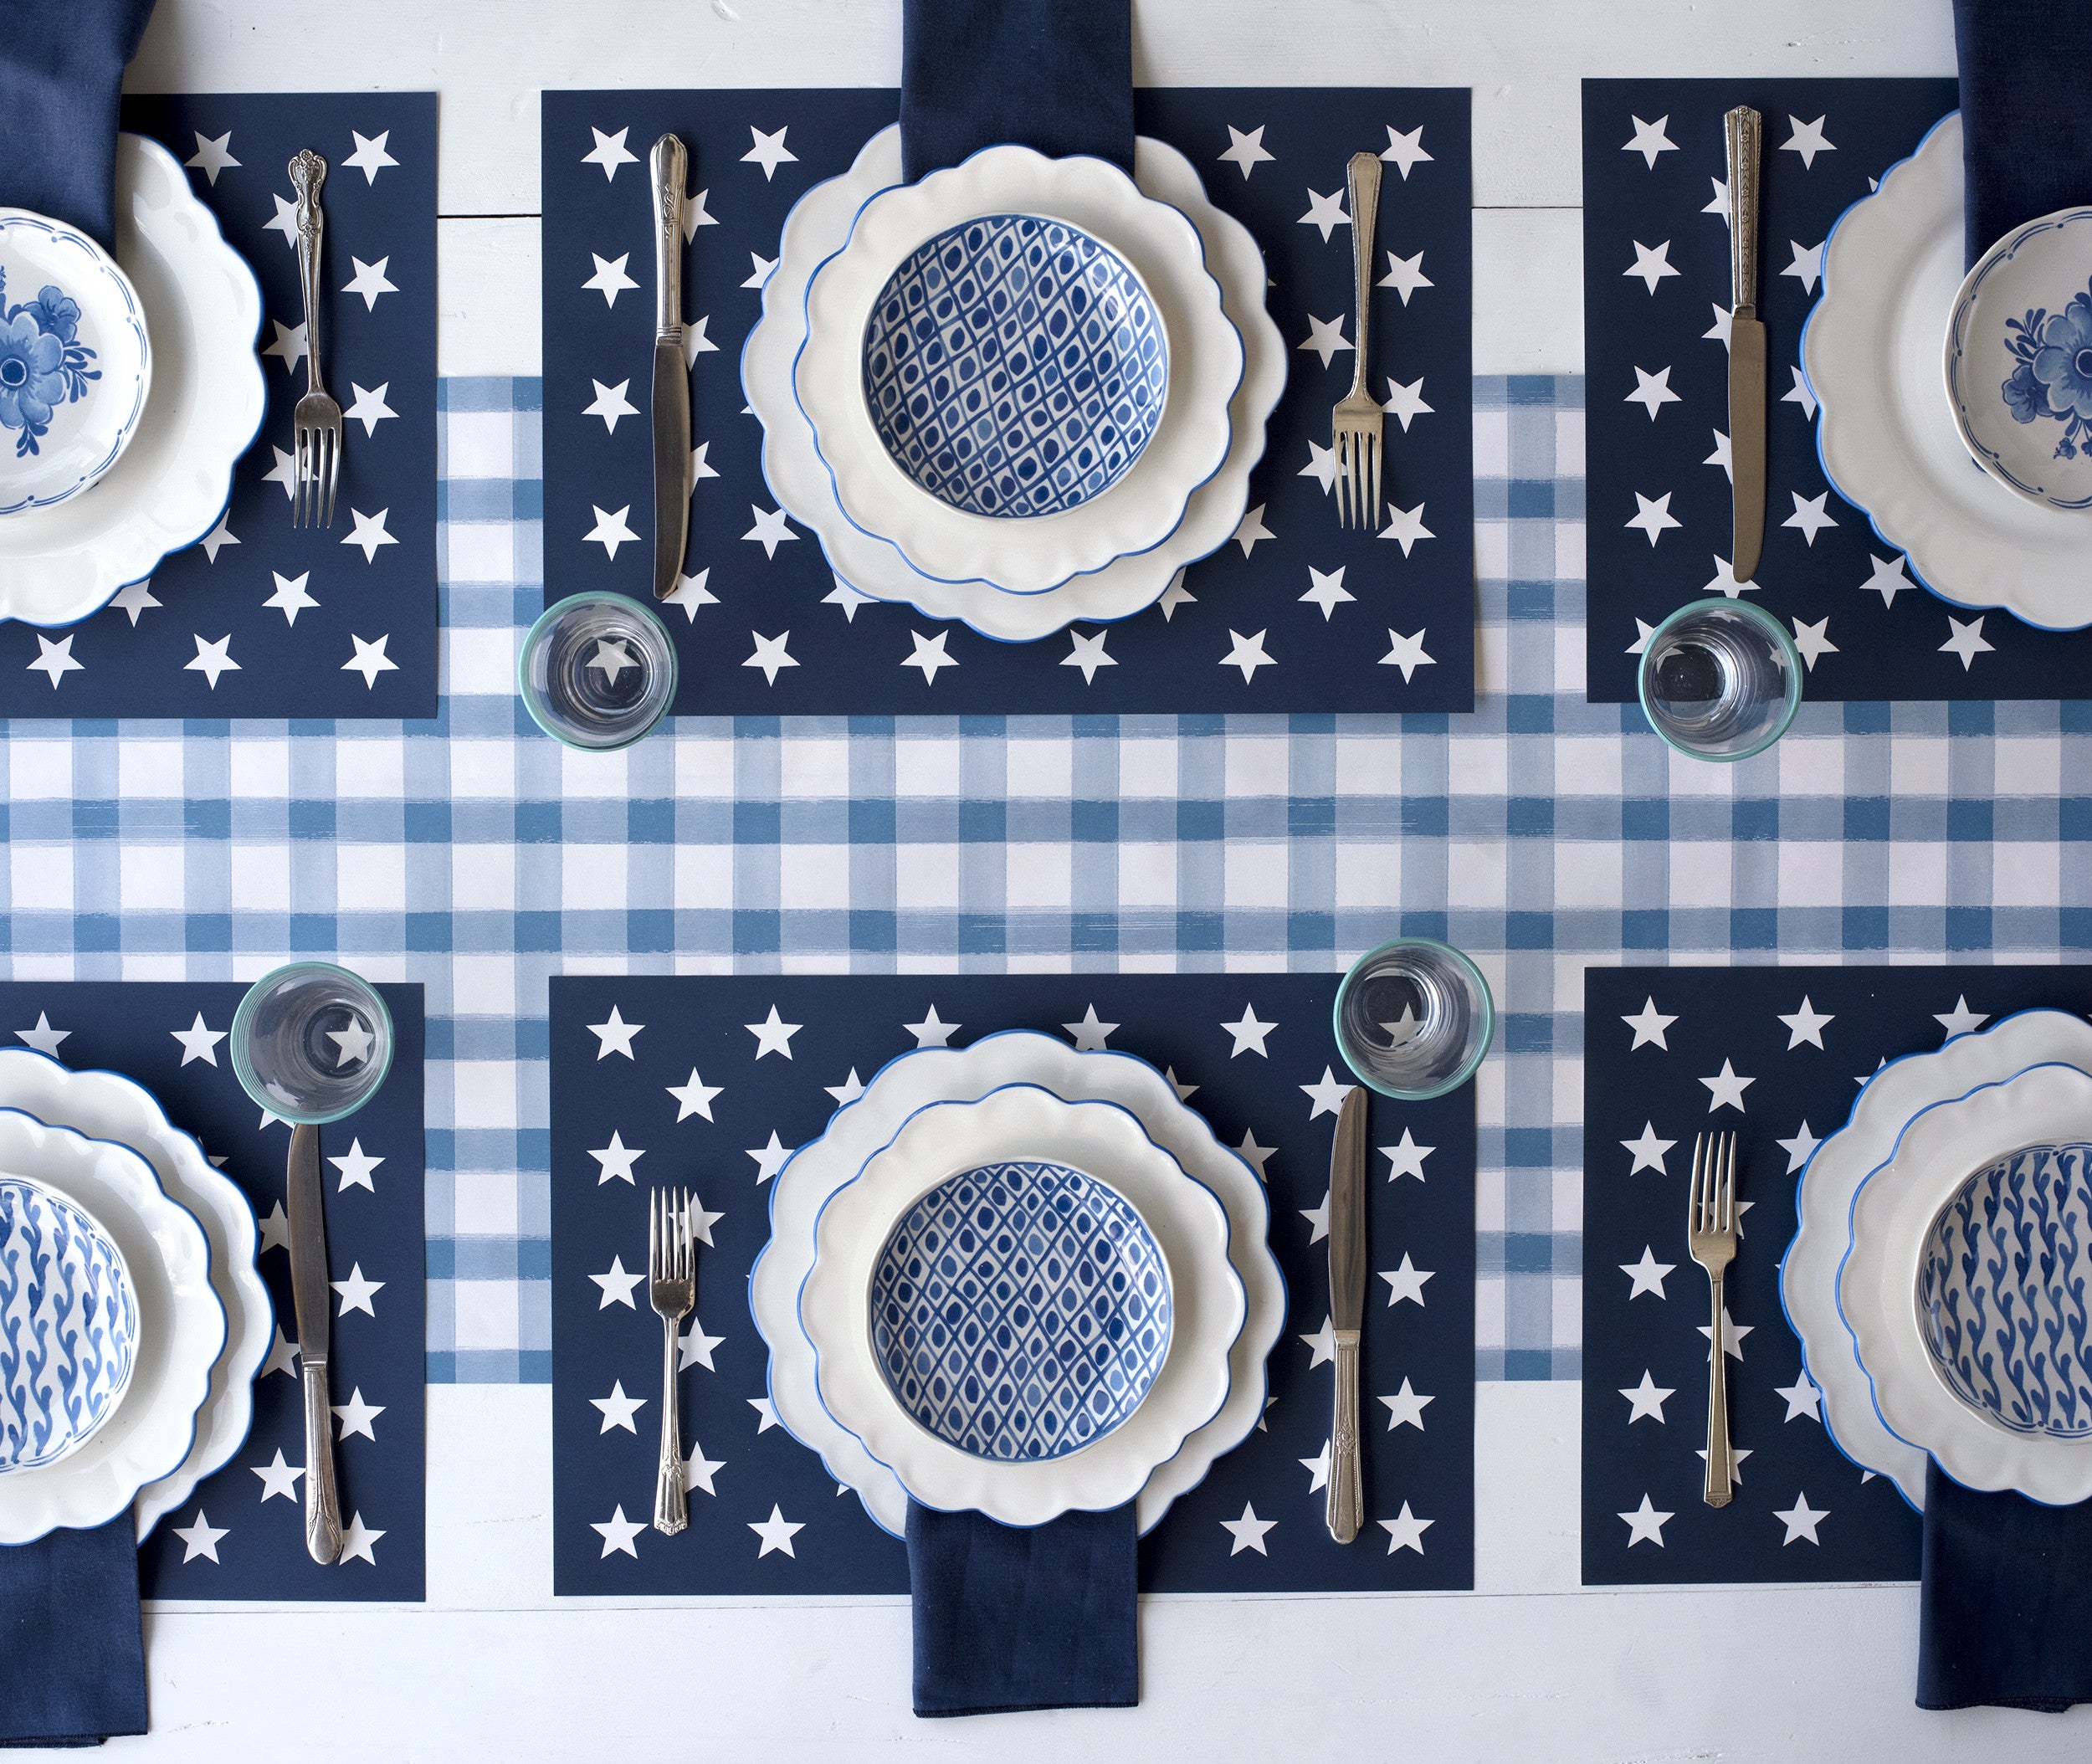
xmin=2 ymin=372 xmax=2074 ymax=1385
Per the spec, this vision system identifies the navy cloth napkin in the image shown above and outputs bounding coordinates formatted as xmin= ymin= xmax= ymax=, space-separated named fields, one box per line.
xmin=900 ymin=0 xmax=1133 ymax=182
xmin=1918 ymin=1461 xmax=2092 ymax=1712
xmin=0 ymin=0 xmax=158 ymax=249
xmin=0 ymin=1518 xmax=146 ymax=1747
xmin=907 ymin=1501 xmax=1138 ymax=1717
xmin=1954 ymin=0 xmax=2092 ymax=264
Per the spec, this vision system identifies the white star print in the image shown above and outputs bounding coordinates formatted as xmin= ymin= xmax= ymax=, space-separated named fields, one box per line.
xmin=664 ymin=569 xmax=718 ymax=620
xmin=173 ymin=1510 xmax=228 ymax=1563
xmin=262 ymin=319 xmax=309 ymax=374
xmin=1379 ymin=1502 xmax=1433 ymax=1555
xmin=1233 ymin=1129 xmax=1274 ymax=1178
xmin=582 ymin=126 xmax=638 ymax=180
xmin=1300 ymin=1314 xmax=1337 ymax=1367
xmin=1380 ymin=504 xmax=1436 ymax=556
xmin=1623 ymin=114 xmax=1677 ymax=167
xmin=1300 ymin=1067 xmax=1354 ymax=1118
xmin=1218 ymin=125 xmax=1274 ymax=178
xmin=264 ymin=193 xmax=300 ymax=247
xmin=1380 ymin=125 xmax=1432 ymax=177
xmin=584 ymin=378 xmax=638 ymax=433
xmin=1623 ymin=997 xmax=1676 ymax=1049
xmin=1859 ymin=552 xmax=1912 ymax=607
xmin=27 ymin=636 xmax=83 ymax=688
xmin=1299 ymin=1191 xmax=1330 ymax=1242
xmin=1220 ymin=628 xmax=1274 ymax=683
xmin=1619 ymin=1494 xmax=1672 ymax=1546
xmin=1625 ymin=366 xmax=1681 ymax=420
xmin=1704 ymin=553 xmax=1760 ymax=598
xmin=1062 ymin=1005 xmax=1117 ymax=1051
xmin=331 ymin=1388 xmax=384 ymax=1441
xmin=1792 ymin=617 xmax=1836 ymax=671
xmin=200 ymin=511 xmax=238 ymax=562
xmin=1621 ymin=1122 xmax=1675 ymax=1175
xmin=1781 ymin=239 xmax=1825 ymax=296
xmin=1061 ymin=628 xmax=1115 ymax=683
xmin=172 ymin=1012 xmax=227 ymax=1065
xmin=1704 ymin=176 xmax=1730 ymax=216
xmin=749 ymin=1504 xmax=804 ymax=1557
xmin=1776 ymin=1120 xmax=1821 ymax=1174
xmin=1300 ymin=1438 xmax=1331 ymax=1491
xmin=1298 ymin=187 xmax=1351 ymax=241
xmin=741 ymin=126 xmax=797 ymax=180
xmin=667 ymin=1069 xmax=723 ymax=1122
xmin=583 ymin=252 xmax=638 ymax=306
xmin=746 ymin=1006 xmax=800 ymax=1059
xmin=1782 ymin=490 xmax=1838 ymax=545
xmin=1221 ymin=1501 xmax=1277 ymax=1556
xmin=821 ymin=576 xmax=874 ymax=621
xmin=344 ymin=382 xmax=397 ymax=437
xmin=587 ymin=638 xmax=637 ymax=685
xmin=1377 ymin=250 xmax=1433 ymax=303
xmin=1624 ymin=239 xmax=1679 ymax=294
xmin=905 ymin=1005 xmax=961 ymax=1048
xmin=1779 ymin=997 xmax=1835 ymax=1049
xmin=1698 ymin=1306 xmax=1753 ymax=1361
xmin=1222 ymin=1005 xmax=1277 ymax=1056
xmin=589 ymin=1256 xmax=643 ymax=1309
xmin=1696 ymin=1444 xmax=1752 ymax=1485
xmin=1936 ymin=996 xmax=1989 ymax=1038
xmin=683 ymin=1442 xmax=726 ymax=1495
xmin=587 ymin=1131 xmax=644 ymax=1185
xmin=1782 ymin=114 xmax=1836 ymax=169
xmin=746 ymin=1132 xmax=792 ymax=1185
xmin=1380 ymin=628 xmax=1435 ymax=682
xmin=330 ymin=1263 xmax=383 ymax=1317
xmin=742 ymin=252 xmax=779 ymax=290
xmin=679 ymin=1316 xmax=725 ymax=1371
xmin=1620 ymin=1371 xmax=1674 ymax=1423
xmin=1300 ymin=566 xmax=1354 ymax=619
xmin=1297 ymin=314 xmax=1352 ymax=368
xmin=341 ymin=256 xmax=397 ymax=310
xmin=343 ymin=130 xmax=399 ymax=183
xmin=682 ymin=1194 xmax=725 ymax=1249
xmin=336 ymin=1512 xmax=385 ymax=1567
xmin=1233 ymin=503 xmax=1274 ymax=556
xmin=341 ymin=507 xmax=397 ymax=563
xmin=748 ymin=1397 xmax=780 ymax=1433
xmin=592 ymin=1505 xmax=643 ymax=1558
xmin=1776 ymin=1375 xmax=1824 ymax=1423
xmin=1941 ymin=617 xmax=1995 ymax=671
xmin=743 ymin=630 xmax=797 ymax=685
xmin=585 ymin=505 xmax=638 ymax=558
xmin=591 ymin=1381 xmax=647 ymax=1434
xmin=824 ymin=1068 xmax=866 ymax=1106
xmin=682 ymin=319 xmax=720 ymax=367
xmin=1382 ymin=1129 xmax=1433 ymax=1182
xmin=1627 ymin=492 xmax=1681 ymax=546
xmin=1380 ymin=1378 xmax=1433 ymax=1430
xmin=1299 ymin=439 xmax=1340 ymax=494
xmin=1773 ymin=1492 xmax=1828 ymax=1545
xmin=263 ymin=445 xmax=297 ymax=499
xmin=342 ymin=635 xmax=397 ymax=688
xmin=186 ymin=131 xmax=239 ymax=184
xmin=1620 ymin=1245 xmax=1674 ymax=1299
xmin=261 ymin=1326 xmax=300 ymax=1378
xmin=1379 ymin=1254 xmax=1433 ymax=1306
xmin=1706 ymin=428 xmax=1732 ymax=480
xmin=678 ymin=186 xmax=719 ymax=243
xmin=251 ymin=1449 xmax=304 ymax=1502
xmin=1382 ymin=377 xmax=1433 ymax=428
xmin=264 ymin=570 xmax=317 ymax=626
xmin=330 ymin=1139 xmax=383 ymax=1192
xmin=903 ymin=630 xmax=958 ymax=683
xmin=1705 ymin=302 xmax=1733 ymax=346
xmin=1156 ymin=574 xmax=1197 ymax=620
xmin=15 ymin=1013 xmax=68 ymax=1057
xmin=1700 ymin=1058 xmax=1755 ymax=1112
xmin=1782 ymin=364 xmax=1818 ymax=420
xmin=742 ymin=505 xmax=796 ymax=557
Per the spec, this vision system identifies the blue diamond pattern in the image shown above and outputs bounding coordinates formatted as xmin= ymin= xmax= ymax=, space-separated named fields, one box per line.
xmin=861 ymin=214 xmax=1167 ymax=519
xmin=869 ymin=1159 xmax=1172 ymax=1461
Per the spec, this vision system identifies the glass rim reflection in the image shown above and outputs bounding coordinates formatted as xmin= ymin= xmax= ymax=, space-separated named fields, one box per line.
xmin=230 ymin=960 xmax=394 ymax=1125
xmin=1331 ymin=936 xmax=1495 ymax=1100
xmin=1635 ymin=596 xmax=1802 ymax=765
xmin=518 ymin=590 xmax=679 ymax=752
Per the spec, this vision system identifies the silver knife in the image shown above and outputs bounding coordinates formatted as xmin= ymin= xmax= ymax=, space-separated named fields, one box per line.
xmin=287 ymin=1122 xmax=343 ymax=1565
xmin=1725 ymin=105 xmax=1766 ymax=584
xmin=649 ymin=132 xmax=691 ymax=602
xmin=1325 ymin=1084 xmax=1369 ymax=1543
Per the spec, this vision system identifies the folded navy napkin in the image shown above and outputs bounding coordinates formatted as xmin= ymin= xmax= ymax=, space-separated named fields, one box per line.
xmin=0 ymin=1517 xmax=147 ymax=1747
xmin=1917 ymin=1460 xmax=2092 ymax=1712
xmin=1953 ymin=0 xmax=2092 ymax=265
xmin=906 ymin=1501 xmax=1138 ymax=1718
xmin=900 ymin=0 xmax=1134 ymax=183
xmin=0 ymin=0 xmax=160 ymax=250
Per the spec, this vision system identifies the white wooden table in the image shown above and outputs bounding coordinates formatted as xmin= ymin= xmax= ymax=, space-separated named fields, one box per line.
xmin=110 ymin=4 xmax=2091 ymax=1757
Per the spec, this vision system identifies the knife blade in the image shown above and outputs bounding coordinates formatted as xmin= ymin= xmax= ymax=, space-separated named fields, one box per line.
xmin=1725 ymin=105 xmax=1766 ymax=584
xmin=1325 ymin=1083 xmax=1369 ymax=1542
xmin=650 ymin=132 xmax=692 ymax=602
xmin=287 ymin=1121 xmax=343 ymax=1564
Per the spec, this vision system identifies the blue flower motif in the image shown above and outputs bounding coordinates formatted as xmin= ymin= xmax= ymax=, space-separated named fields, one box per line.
xmin=2004 ymin=358 xmax=2048 ymax=423
xmin=0 ymin=310 xmax=66 ymax=454
xmin=28 ymin=285 xmax=79 ymax=347
xmin=2033 ymin=290 xmax=2092 ymax=422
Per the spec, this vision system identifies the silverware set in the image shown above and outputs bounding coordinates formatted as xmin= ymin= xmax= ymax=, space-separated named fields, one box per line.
xmin=1331 ymin=150 xmax=1385 ymax=531
xmin=1687 ymin=1131 xmax=1741 ymax=1509
xmin=647 ymin=1184 xmax=697 ymax=1536
xmin=288 ymin=148 xmax=343 ymax=530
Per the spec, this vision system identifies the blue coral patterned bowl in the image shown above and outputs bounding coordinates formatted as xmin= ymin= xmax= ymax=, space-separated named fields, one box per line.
xmin=861 ymin=213 xmax=1168 ymax=520
xmin=0 ymin=209 xmax=152 ymax=519
xmin=0 ymin=1172 xmax=139 ymax=1473
xmin=1946 ymin=205 xmax=2092 ymax=514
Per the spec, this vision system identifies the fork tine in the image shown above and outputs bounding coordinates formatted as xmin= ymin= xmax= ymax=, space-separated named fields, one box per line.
xmin=1368 ymin=430 xmax=1382 ymax=530
xmin=1688 ymin=1132 xmax=1705 ymax=1233
xmin=1721 ymin=1133 xmax=1737 ymax=1233
xmin=291 ymin=430 xmax=305 ymax=528
xmin=323 ymin=425 xmax=340 ymax=528
xmin=1332 ymin=435 xmax=1348 ymax=529
xmin=1356 ymin=433 xmax=1369 ymax=531
xmin=648 ymin=1184 xmax=659 ymax=1282
xmin=677 ymin=1187 xmax=691 ymax=1284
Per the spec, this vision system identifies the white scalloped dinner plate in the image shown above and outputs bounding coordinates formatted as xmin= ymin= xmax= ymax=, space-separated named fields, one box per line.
xmin=0 ymin=133 xmax=265 ymax=627
xmin=1803 ymin=111 xmax=2092 ymax=631
xmin=743 ymin=126 xmax=1284 ymax=641
xmin=750 ymin=1030 xmax=1285 ymax=1538
xmin=0 ymin=1049 xmax=272 ymax=1538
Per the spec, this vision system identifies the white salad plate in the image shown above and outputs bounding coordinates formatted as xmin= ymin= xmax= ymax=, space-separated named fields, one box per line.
xmin=1804 ymin=111 xmax=2092 ymax=631
xmin=1946 ymin=204 xmax=2092 ymax=512
xmin=797 ymin=146 xmax=1239 ymax=594
xmin=801 ymin=1084 xmax=1242 ymax=1526
xmin=744 ymin=125 xmax=1285 ymax=641
xmin=0 ymin=209 xmax=151 ymax=516
xmin=0 ymin=134 xmax=264 ymax=628
xmin=0 ymin=1049 xmax=272 ymax=1537
xmin=0 ymin=1107 xmax=221 ymax=1543
xmin=0 ymin=1173 xmax=139 ymax=1472
xmin=751 ymin=1029 xmax=1284 ymax=1538
xmin=1838 ymin=1059 xmax=2092 ymax=1505
xmin=1782 ymin=1007 xmax=2092 ymax=1510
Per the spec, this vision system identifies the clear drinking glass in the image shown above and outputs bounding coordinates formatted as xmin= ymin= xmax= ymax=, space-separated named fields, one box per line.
xmin=1637 ymin=597 xmax=1802 ymax=762
xmin=1333 ymin=937 xmax=1495 ymax=1100
xmin=231 ymin=961 xmax=393 ymax=1125
xmin=519 ymin=591 xmax=679 ymax=751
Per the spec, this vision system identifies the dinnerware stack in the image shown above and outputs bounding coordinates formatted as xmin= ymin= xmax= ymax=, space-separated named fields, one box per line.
xmin=751 ymin=1030 xmax=1284 ymax=1536
xmin=743 ymin=127 xmax=1286 ymax=643
xmin=1782 ymin=1008 xmax=2092 ymax=1510
xmin=0 ymin=1049 xmax=270 ymax=1543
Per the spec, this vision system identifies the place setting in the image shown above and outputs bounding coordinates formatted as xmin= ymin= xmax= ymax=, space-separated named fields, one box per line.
xmin=529 ymin=0 xmax=1475 ymax=726
xmin=547 ymin=961 xmax=1483 ymax=1714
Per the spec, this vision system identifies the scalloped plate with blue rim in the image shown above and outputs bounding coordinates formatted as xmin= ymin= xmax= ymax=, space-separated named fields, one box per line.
xmin=1947 ymin=204 xmax=2092 ymax=513
xmin=0 ymin=1172 xmax=139 ymax=1473
xmin=0 ymin=209 xmax=151 ymax=518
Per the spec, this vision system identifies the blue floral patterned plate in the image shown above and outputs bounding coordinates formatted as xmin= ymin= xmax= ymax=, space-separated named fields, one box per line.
xmin=0 ymin=1172 xmax=139 ymax=1473
xmin=1946 ymin=204 xmax=2092 ymax=513
xmin=0 ymin=209 xmax=152 ymax=518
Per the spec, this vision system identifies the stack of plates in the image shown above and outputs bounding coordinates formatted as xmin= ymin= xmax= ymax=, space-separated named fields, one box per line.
xmin=743 ymin=127 xmax=1286 ymax=643
xmin=0 ymin=1051 xmax=270 ymax=1542
xmin=1782 ymin=1008 xmax=2092 ymax=1508
xmin=751 ymin=1031 xmax=1284 ymax=1535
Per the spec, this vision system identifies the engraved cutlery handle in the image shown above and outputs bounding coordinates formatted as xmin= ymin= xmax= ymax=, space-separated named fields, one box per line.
xmin=1345 ymin=151 xmax=1382 ymax=402
xmin=1724 ymin=106 xmax=1761 ymax=318
xmin=290 ymin=149 xmax=328 ymax=396
xmin=653 ymin=1313 xmax=688 ymax=1536
xmin=301 ymin=1360 xmax=344 ymax=1563
xmin=651 ymin=133 xmax=687 ymax=346
xmin=1327 ymin=1328 xmax=1364 ymax=1542
xmin=1704 ymin=1275 xmax=1733 ymax=1508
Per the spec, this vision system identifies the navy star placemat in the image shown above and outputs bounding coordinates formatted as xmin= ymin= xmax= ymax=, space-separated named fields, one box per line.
xmin=549 ymin=974 xmax=1474 ymax=1595
xmin=1576 ymin=78 xmax=2092 ymax=703
xmin=539 ymin=88 xmax=1474 ymax=715
xmin=0 ymin=982 xmax=426 ymax=1600
xmin=1578 ymin=964 xmax=2092 ymax=1587
xmin=0 ymin=94 xmax=439 ymax=720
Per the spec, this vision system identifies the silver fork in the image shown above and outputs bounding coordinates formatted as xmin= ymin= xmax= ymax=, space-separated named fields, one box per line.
xmin=1331 ymin=149 xmax=1384 ymax=530
xmin=288 ymin=149 xmax=342 ymax=529
xmin=1688 ymin=1132 xmax=1739 ymax=1509
xmin=648 ymin=1185 xmax=695 ymax=1536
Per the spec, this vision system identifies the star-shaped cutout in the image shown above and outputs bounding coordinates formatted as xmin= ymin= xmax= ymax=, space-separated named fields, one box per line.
xmin=1624 ymin=239 xmax=1679 ymax=294
xmin=742 ymin=505 xmax=797 ymax=558
xmin=743 ymin=630 xmax=797 ymax=686
xmin=1859 ymin=552 xmax=1911 ymax=607
xmin=1623 ymin=114 xmax=1677 ymax=167
xmin=186 ymin=130 xmax=239 ymax=184
xmin=1619 ymin=1245 xmax=1674 ymax=1299
xmin=1380 ymin=1378 xmax=1434 ymax=1430
xmin=1627 ymin=491 xmax=1680 ymax=546
xmin=1382 ymin=376 xmax=1433 ymax=428
xmin=1782 ymin=490 xmax=1838 ymax=545
xmin=1233 ymin=1130 xmax=1274 ymax=1179
xmin=173 ymin=1510 xmax=229 ymax=1563
xmin=1296 ymin=314 xmax=1352 ymax=368
xmin=824 ymin=1068 xmax=865 ymax=1106
xmin=1382 ymin=1129 xmax=1433 ymax=1182
xmin=820 ymin=576 xmax=874 ymax=621
xmin=667 ymin=1069 xmax=723 ymax=1123
xmin=1379 ymin=1254 xmax=1433 ymax=1306
xmin=749 ymin=1504 xmax=804 ymax=1557
xmin=587 ymin=1131 xmax=644 ymax=1185
xmin=1700 ymin=1057 xmax=1755 ymax=1112
xmin=1218 ymin=124 xmax=1274 ymax=178
xmin=263 ymin=318 xmax=309 ymax=374
xmin=1061 ymin=628 xmax=1115 ymax=684
xmin=110 ymin=579 xmax=162 ymax=622
xmin=1221 ymin=1501 xmax=1277 ymax=1556
xmin=342 ymin=634 xmax=397 ymax=689
xmin=341 ymin=255 xmax=397 ymax=310
xmin=251 ymin=1449 xmax=304 ymax=1502
xmin=741 ymin=126 xmax=797 ymax=180
xmin=1233 ymin=503 xmax=1274 ymax=556
xmin=1941 ymin=616 xmax=1995 ymax=671
xmin=1381 ymin=125 xmax=1432 ymax=177
xmin=1780 ymin=239 xmax=1825 ymax=296
xmin=1782 ymin=114 xmax=1836 ymax=169
xmin=27 ymin=635 xmax=83 ymax=688
xmin=1300 ymin=1067 xmax=1354 ymax=1118
xmin=1062 ymin=1005 xmax=1117 ymax=1051
xmin=1773 ymin=1492 xmax=1828 ymax=1545
xmin=1776 ymin=1375 xmax=1825 ymax=1423
xmin=344 ymin=382 xmax=397 ymax=437
xmin=1778 ymin=996 xmax=1834 ymax=1049
xmin=264 ymin=570 xmax=317 ymax=626
xmin=1299 ymin=1314 xmax=1337 ymax=1367
xmin=1377 ymin=250 xmax=1433 ymax=303
xmin=1936 ymin=996 xmax=1989 ymax=1038
xmin=905 ymin=1005 xmax=961 ymax=1048
xmin=1698 ymin=1306 xmax=1754 ymax=1361
xmin=1380 ymin=628 xmax=1435 ymax=682
xmin=331 ymin=1387 xmax=384 ymax=1441
xmin=1379 ymin=1502 xmax=1433 ymax=1555
xmin=1300 ymin=566 xmax=1355 ymax=619
xmin=1791 ymin=616 xmax=1836 ymax=671
xmin=1776 ymin=1120 xmax=1821 ymax=1174
xmin=583 ymin=252 xmax=638 ymax=306
xmin=582 ymin=126 xmax=638 ymax=180
xmin=584 ymin=377 xmax=638 ymax=433
xmin=343 ymin=130 xmax=399 ymax=183
xmin=591 ymin=1380 xmax=647 ymax=1434
xmin=1621 ymin=1122 xmax=1675 ymax=1175
xmin=585 ymin=504 xmax=638 ymax=558
xmin=746 ymin=1131 xmax=792 ymax=1184
xmin=331 ymin=1263 xmax=384 ymax=1317
xmin=746 ymin=1005 xmax=800 ymax=1059
xmin=1298 ymin=187 xmax=1350 ymax=241
xmin=1623 ymin=997 xmax=1676 ymax=1050
xmin=1619 ymin=1370 xmax=1675 ymax=1423
xmin=15 ymin=1013 xmax=69 ymax=1057
xmin=341 ymin=507 xmax=397 ymax=563
xmin=329 ymin=1139 xmax=383 ymax=1192
xmin=902 ymin=629 xmax=959 ymax=684
xmin=200 ymin=511 xmax=239 ymax=562
xmin=1220 ymin=628 xmax=1274 ymax=683
xmin=592 ymin=1505 xmax=643 ymax=1558
xmin=1221 ymin=1004 xmax=1277 ymax=1056
xmin=1625 ymin=366 xmax=1681 ymax=420
xmin=1618 ymin=1495 xmax=1672 ymax=1547
xmin=172 ymin=1011 xmax=227 ymax=1066
xmin=261 ymin=1326 xmax=300 ymax=1379
xmin=589 ymin=1255 xmax=644 ymax=1309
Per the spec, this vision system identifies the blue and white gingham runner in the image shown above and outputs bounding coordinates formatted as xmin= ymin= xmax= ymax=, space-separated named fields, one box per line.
xmin=1 ymin=372 xmax=2074 ymax=1385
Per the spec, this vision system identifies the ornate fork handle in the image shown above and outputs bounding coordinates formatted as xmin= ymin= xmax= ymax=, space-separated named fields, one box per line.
xmin=1326 ymin=1329 xmax=1364 ymax=1542
xmin=290 ymin=149 xmax=328 ymax=398
xmin=1705 ymin=1274 xmax=1732 ymax=1506
xmin=654 ymin=1309 xmax=687 ymax=1535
